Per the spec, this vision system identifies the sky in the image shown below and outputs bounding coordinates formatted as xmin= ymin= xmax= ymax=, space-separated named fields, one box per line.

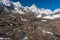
xmin=11 ymin=0 xmax=60 ymax=11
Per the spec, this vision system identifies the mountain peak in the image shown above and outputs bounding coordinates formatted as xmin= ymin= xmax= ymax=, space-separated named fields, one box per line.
xmin=28 ymin=4 xmax=38 ymax=13
xmin=53 ymin=8 xmax=60 ymax=13
xmin=31 ymin=4 xmax=37 ymax=8
xmin=2 ymin=0 xmax=11 ymax=6
xmin=14 ymin=2 xmax=22 ymax=8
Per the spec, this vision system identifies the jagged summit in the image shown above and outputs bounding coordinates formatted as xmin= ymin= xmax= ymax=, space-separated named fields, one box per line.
xmin=13 ymin=1 xmax=22 ymax=8
xmin=28 ymin=4 xmax=38 ymax=12
xmin=1 ymin=0 xmax=11 ymax=6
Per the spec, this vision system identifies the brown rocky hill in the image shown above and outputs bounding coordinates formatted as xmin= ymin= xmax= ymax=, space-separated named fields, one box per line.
xmin=0 ymin=10 xmax=60 ymax=40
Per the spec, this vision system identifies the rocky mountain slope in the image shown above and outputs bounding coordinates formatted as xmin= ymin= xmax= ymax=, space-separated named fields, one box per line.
xmin=0 ymin=0 xmax=60 ymax=40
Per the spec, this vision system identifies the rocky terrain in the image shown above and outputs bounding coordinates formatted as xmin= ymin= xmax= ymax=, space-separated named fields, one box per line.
xmin=0 ymin=9 xmax=60 ymax=40
xmin=0 ymin=0 xmax=60 ymax=40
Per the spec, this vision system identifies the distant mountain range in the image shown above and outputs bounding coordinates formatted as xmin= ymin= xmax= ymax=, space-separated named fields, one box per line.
xmin=0 ymin=0 xmax=60 ymax=19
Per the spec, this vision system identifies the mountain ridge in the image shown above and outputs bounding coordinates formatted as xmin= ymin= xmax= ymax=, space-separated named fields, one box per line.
xmin=0 ymin=0 xmax=60 ymax=19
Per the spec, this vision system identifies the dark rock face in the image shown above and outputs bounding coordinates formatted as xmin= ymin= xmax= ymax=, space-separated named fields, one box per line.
xmin=0 ymin=11 xmax=60 ymax=40
xmin=0 ymin=2 xmax=4 ymax=13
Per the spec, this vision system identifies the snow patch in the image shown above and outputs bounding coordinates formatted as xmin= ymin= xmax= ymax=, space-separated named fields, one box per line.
xmin=42 ymin=30 xmax=53 ymax=35
xmin=37 ymin=15 xmax=42 ymax=18
xmin=43 ymin=16 xmax=54 ymax=19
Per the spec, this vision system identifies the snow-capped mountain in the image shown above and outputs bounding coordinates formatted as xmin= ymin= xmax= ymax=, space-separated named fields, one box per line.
xmin=2 ymin=0 xmax=11 ymax=6
xmin=28 ymin=4 xmax=38 ymax=13
xmin=39 ymin=8 xmax=52 ymax=15
xmin=12 ymin=2 xmax=24 ymax=14
xmin=53 ymin=8 xmax=60 ymax=13
xmin=0 ymin=0 xmax=60 ymax=19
